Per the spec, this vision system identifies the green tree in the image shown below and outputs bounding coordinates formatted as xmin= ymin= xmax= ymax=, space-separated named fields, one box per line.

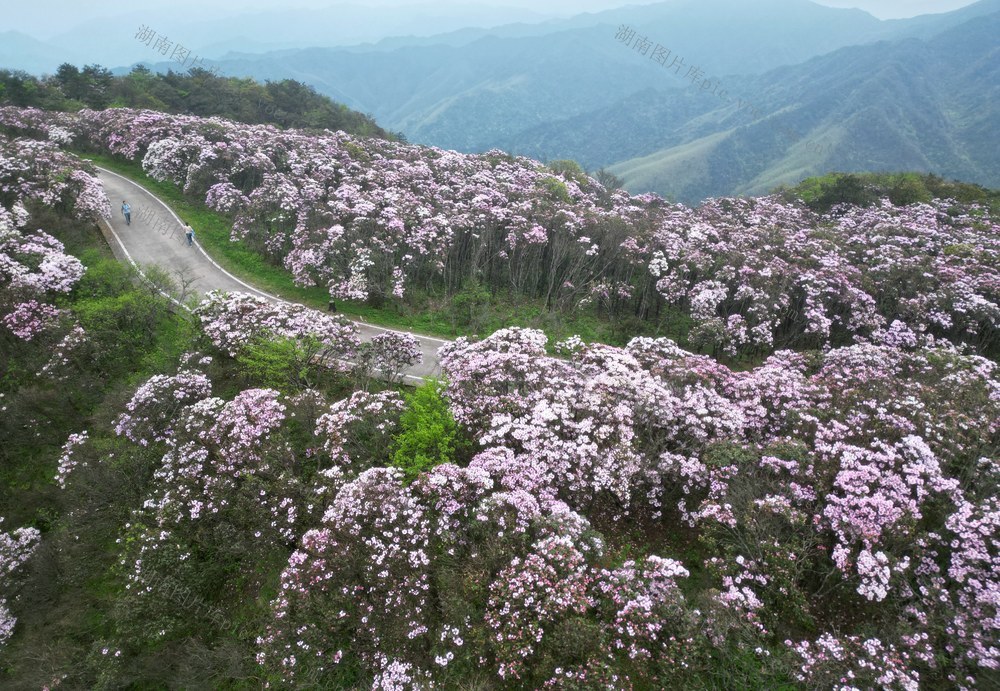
xmin=594 ymin=168 xmax=623 ymax=191
xmin=449 ymin=280 xmax=492 ymax=333
xmin=79 ymin=64 xmax=114 ymax=109
xmin=547 ymin=158 xmax=587 ymax=185
xmin=54 ymin=63 xmax=85 ymax=101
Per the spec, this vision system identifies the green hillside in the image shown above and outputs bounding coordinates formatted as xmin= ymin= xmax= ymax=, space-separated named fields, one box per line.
xmin=782 ymin=171 xmax=1000 ymax=213
xmin=0 ymin=64 xmax=393 ymax=139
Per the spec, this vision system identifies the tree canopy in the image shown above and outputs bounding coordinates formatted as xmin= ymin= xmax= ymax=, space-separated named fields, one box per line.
xmin=0 ymin=64 xmax=395 ymax=139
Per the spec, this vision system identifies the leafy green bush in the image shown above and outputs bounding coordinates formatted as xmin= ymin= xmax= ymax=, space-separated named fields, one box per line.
xmin=73 ymin=255 xmax=136 ymax=299
xmin=235 ymin=334 xmax=314 ymax=392
xmin=449 ymin=281 xmax=492 ymax=333
xmin=74 ymin=292 xmax=168 ymax=377
xmin=390 ymin=381 xmax=467 ymax=479
xmin=547 ymin=159 xmax=588 ymax=185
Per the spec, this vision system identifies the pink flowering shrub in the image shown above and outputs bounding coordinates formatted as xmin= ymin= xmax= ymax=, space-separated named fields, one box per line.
xmin=0 ymin=518 xmax=41 ymax=650
xmin=1 ymin=228 xmax=85 ymax=295
xmin=435 ymin=330 xmax=998 ymax=686
xmin=354 ymin=331 xmax=424 ymax=386
xmin=3 ymin=105 xmax=997 ymax=687
xmin=85 ymin=287 xmax=1000 ymax=687
xmin=649 ymin=196 xmax=999 ymax=356
xmin=441 ymin=328 xmax=745 ymax=515
xmin=485 ymin=536 xmax=593 ymax=680
xmin=41 ymin=312 xmax=996 ymax=687
xmin=258 ymin=463 xmax=708 ymax=687
xmin=315 ymin=390 xmax=406 ymax=476
xmin=0 ymin=130 xmax=110 ymax=222
xmin=111 ymin=383 xmax=329 ymax=648
xmin=54 ymin=430 xmax=89 ymax=489
xmin=2 ymin=300 xmax=65 ymax=341
xmin=0 ymin=130 xmax=103 ymax=388
xmin=194 ymin=290 xmax=360 ymax=363
xmin=788 ymin=634 xmax=921 ymax=690
xmin=8 ymin=106 xmax=996 ymax=357
xmin=114 ymin=369 xmax=213 ymax=446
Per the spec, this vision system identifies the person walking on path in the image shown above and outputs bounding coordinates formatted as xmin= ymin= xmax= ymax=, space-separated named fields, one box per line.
xmin=121 ymin=201 xmax=131 ymax=225
xmin=184 ymin=222 xmax=195 ymax=246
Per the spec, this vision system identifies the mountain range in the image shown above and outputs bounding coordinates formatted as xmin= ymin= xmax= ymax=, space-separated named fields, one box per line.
xmin=4 ymin=0 xmax=997 ymax=202
xmin=156 ymin=0 xmax=999 ymax=202
xmin=506 ymin=5 xmax=1000 ymax=200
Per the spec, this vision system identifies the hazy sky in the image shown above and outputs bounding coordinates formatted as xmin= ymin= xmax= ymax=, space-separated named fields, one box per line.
xmin=1 ymin=0 xmax=983 ymax=36
xmin=813 ymin=0 xmax=981 ymax=16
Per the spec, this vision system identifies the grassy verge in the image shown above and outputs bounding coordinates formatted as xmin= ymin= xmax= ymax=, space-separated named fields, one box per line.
xmin=81 ymin=152 xmax=683 ymax=346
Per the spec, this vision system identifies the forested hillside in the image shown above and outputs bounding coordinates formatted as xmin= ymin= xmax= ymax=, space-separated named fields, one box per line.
xmin=0 ymin=65 xmax=392 ymax=139
xmin=13 ymin=106 xmax=1000 ymax=359
xmin=186 ymin=0 xmax=1000 ymax=202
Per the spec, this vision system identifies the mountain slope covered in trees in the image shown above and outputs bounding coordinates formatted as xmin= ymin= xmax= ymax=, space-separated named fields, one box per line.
xmin=0 ymin=65 xmax=392 ymax=139
xmin=158 ymin=0 xmax=1000 ymax=202
xmin=168 ymin=0 xmax=937 ymax=152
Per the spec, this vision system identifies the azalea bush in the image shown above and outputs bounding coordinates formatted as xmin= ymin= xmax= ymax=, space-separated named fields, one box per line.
xmin=24 ymin=295 xmax=1000 ymax=688
xmin=6 ymin=105 xmax=995 ymax=358
xmin=0 ymin=519 xmax=41 ymax=651
xmin=1 ymin=104 xmax=998 ymax=688
xmin=0 ymin=131 xmax=109 ymax=386
xmin=247 ymin=327 xmax=997 ymax=687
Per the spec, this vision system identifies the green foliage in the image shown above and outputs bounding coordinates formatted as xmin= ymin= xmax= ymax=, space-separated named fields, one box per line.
xmin=786 ymin=172 xmax=1000 ymax=214
xmin=235 ymin=334 xmax=316 ymax=392
xmin=546 ymin=159 xmax=588 ymax=185
xmin=537 ymin=176 xmax=571 ymax=204
xmin=1 ymin=64 xmax=393 ymax=140
xmin=448 ymin=280 xmax=492 ymax=333
xmin=593 ymin=168 xmax=624 ymax=192
xmin=0 ymin=214 xmax=207 ymax=687
xmin=390 ymin=381 xmax=466 ymax=479
xmin=74 ymin=292 xmax=169 ymax=377
xmin=73 ymin=254 xmax=137 ymax=299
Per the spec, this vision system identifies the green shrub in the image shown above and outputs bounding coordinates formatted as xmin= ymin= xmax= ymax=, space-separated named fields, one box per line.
xmin=538 ymin=176 xmax=571 ymax=204
xmin=547 ymin=159 xmax=588 ymax=185
xmin=449 ymin=281 xmax=492 ymax=333
xmin=390 ymin=381 xmax=467 ymax=479
xmin=235 ymin=334 xmax=314 ymax=392
xmin=74 ymin=291 xmax=171 ymax=378
xmin=74 ymin=257 xmax=136 ymax=299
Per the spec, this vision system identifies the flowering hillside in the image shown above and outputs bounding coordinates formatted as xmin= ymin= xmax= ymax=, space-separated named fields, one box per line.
xmin=0 ymin=131 xmax=108 ymax=372
xmin=0 ymin=105 xmax=997 ymax=688
xmin=46 ymin=318 xmax=997 ymax=689
xmin=0 ymin=131 xmax=108 ymax=669
xmin=2 ymin=105 xmax=997 ymax=359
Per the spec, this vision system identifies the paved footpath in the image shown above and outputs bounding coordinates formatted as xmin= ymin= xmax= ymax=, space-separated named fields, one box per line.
xmin=97 ymin=167 xmax=446 ymax=382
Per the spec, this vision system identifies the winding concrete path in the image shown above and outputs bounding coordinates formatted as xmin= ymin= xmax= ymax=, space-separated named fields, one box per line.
xmin=97 ymin=167 xmax=446 ymax=382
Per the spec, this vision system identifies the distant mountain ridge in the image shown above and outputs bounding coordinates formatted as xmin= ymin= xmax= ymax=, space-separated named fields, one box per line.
xmin=6 ymin=0 xmax=996 ymax=203
xmin=593 ymin=10 xmax=1000 ymax=201
xmin=147 ymin=0 xmax=1000 ymax=202
xmin=190 ymin=0 xmax=899 ymax=152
